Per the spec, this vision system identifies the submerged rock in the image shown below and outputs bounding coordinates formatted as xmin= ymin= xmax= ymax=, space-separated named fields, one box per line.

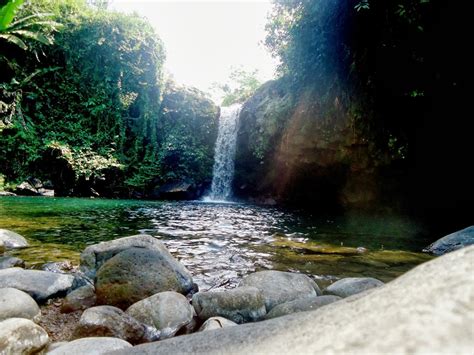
xmin=47 ymin=337 xmax=132 ymax=355
xmin=61 ymin=284 xmax=96 ymax=313
xmin=0 ymin=318 xmax=49 ymax=354
xmin=73 ymin=305 xmax=160 ymax=345
xmin=95 ymin=246 xmax=193 ymax=309
xmin=0 ymin=228 xmax=29 ymax=249
xmin=126 ymin=291 xmax=195 ymax=339
xmin=423 ymin=225 xmax=474 ymax=256
xmin=265 ymin=295 xmax=341 ymax=319
xmin=198 ymin=317 xmax=238 ymax=332
xmin=0 ymin=287 xmax=41 ymax=322
xmin=115 ymin=246 xmax=474 ymax=355
xmin=239 ymin=270 xmax=321 ymax=311
xmin=192 ymin=286 xmax=266 ymax=324
xmin=0 ymin=255 xmax=25 ymax=269
xmin=323 ymin=277 xmax=384 ymax=298
xmin=0 ymin=267 xmax=74 ymax=303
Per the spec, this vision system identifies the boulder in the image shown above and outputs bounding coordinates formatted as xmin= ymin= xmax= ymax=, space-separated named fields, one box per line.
xmin=0 ymin=228 xmax=29 ymax=248
xmin=0 ymin=191 xmax=16 ymax=196
xmin=265 ymin=295 xmax=341 ymax=319
xmin=79 ymin=234 xmax=190 ymax=280
xmin=323 ymin=277 xmax=384 ymax=298
xmin=61 ymin=284 xmax=96 ymax=313
xmin=73 ymin=305 xmax=160 ymax=345
xmin=47 ymin=337 xmax=132 ymax=355
xmin=0 ymin=287 xmax=41 ymax=322
xmin=153 ymin=181 xmax=196 ymax=200
xmin=198 ymin=317 xmax=237 ymax=332
xmin=423 ymin=225 xmax=474 ymax=255
xmin=95 ymin=247 xmax=193 ymax=309
xmin=0 ymin=255 xmax=25 ymax=269
xmin=192 ymin=286 xmax=266 ymax=324
xmin=0 ymin=318 xmax=49 ymax=354
xmin=0 ymin=267 xmax=75 ymax=303
xmin=239 ymin=271 xmax=321 ymax=311
xmin=126 ymin=291 xmax=195 ymax=339
xmin=14 ymin=181 xmax=41 ymax=196
xmin=115 ymin=246 xmax=474 ymax=355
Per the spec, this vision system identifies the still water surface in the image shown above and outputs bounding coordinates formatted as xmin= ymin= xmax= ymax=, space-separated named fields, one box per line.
xmin=0 ymin=197 xmax=433 ymax=289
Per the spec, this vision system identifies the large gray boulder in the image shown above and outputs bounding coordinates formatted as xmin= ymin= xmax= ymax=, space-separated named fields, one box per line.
xmin=0 ymin=228 xmax=29 ymax=248
xmin=116 ymin=245 xmax=474 ymax=355
xmin=0 ymin=287 xmax=41 ymax=322
xmin=47 ymin=337 xmax=132 ymax=355
xmin=198 ymin=317 xmax=238 ymax=332
xmin=0 ymin=255 xmax=25 ymax=269
xmin=95 ymin=247 xmax=193 ymax=309
xmin=0 ymin=318 xmax=49 ymax=354
xmin=0 ymin=267 xmax=74 ymax=302
xmin=265 ymin=295 xmax=341 ymax=319
xmin=73 ymin=305 xmax=160 ymax=345
xmin=192 ymin=286 xmax=266 ymax=324
xmin=239 ymin=270 xmax=321 ymax=311
xmin=423 ymin=225 xmax=474 ymax=255
xmin=323 ymin=277 xmax=384 ymax=298
xmin=80 ymin=234 xmax=188 ymax=280
xmin=126 ymin=291 xmax=195 ymax=339
xmin=61 ymin=284 xmax=96 ymax=313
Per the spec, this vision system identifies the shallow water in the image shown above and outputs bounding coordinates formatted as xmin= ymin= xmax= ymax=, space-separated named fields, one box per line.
xmin=0 ymin=196 xmax=433 ymax=290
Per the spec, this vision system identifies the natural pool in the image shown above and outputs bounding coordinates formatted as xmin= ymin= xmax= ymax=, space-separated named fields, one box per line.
xmin=0 ymin=196 xmax=433 ymax=290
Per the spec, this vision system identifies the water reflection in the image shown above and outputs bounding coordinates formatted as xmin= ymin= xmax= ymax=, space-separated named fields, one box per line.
xmin=0 ymin=197 xmax=433 ymax=290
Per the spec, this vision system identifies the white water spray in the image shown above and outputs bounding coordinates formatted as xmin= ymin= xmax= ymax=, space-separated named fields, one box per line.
xmin=206 ymin=104 xmax=242 ymax=201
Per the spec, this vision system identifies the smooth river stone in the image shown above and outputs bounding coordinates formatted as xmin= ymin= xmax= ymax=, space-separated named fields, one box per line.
xmin=126 ymin=291 xmax=195 ymax=339
xmin=265 ymin=295 xmax=341 ymax=319
xmin=323 ymin=277 xmax=384 ymax=298
xmin=0 ymin=228 xmax=29 ymax=249
xmin=0 ymin=287 xmax=41 ymax=322
xmin=0 ymin=318 xmax=49 ymax=354
xmin=0 ymin=267 xmax=75 ymax=303
xmin=47 ymin=337 xmax=132 ymax=355
xmin=239 ymin=270 xmax=322 ymax=311
xmin=192 ymin=286 xmax=266 ymax=324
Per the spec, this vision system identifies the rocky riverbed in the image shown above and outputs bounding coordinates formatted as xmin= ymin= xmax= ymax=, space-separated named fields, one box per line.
xmin=1 ymin=226 xmax=473 ymax=354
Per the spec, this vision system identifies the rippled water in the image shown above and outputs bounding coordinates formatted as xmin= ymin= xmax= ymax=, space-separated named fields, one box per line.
xmin=0 ymin=197 xmax=433 ymax=290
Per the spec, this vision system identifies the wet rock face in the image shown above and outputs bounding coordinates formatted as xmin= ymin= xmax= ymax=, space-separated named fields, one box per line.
xmin=0 ymin=287 xmax=41 ymax=322
xmin=126 ymin=291 xmax=195 ymax=339
xmin=192 ymin=286 xmax=266 ymax=324
xmin=95 ymin=247 xmax=194 ymax=309
xmin=47 ymin=337 xmax=132 ymax=355
xmin=0 ymin=229 xmax=29 ymax=249
xmin=423 ymin=225 xmax=474 ymax=256
xmin=323 ymin=277 xmax=384 ymax=298
xmin=73 ymin=305 xmax=160 ymax=345
xmin=0 ymin=268 xmax=75 ymax=303
xmin=0 ymin=318 xmax=49 ymax=354
xmin=239 ymin=270 xmax=321 ymax=311
xmin=265 ymin=295 xmax=341 ymax=319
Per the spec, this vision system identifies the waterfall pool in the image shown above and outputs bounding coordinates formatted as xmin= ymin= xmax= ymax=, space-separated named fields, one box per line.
xmin=0 ymin=196 xmax=433 ymax=290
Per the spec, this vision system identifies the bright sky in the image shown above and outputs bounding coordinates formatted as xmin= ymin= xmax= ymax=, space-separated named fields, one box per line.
xmin=111 ymin=0 xmax=278 ymax=100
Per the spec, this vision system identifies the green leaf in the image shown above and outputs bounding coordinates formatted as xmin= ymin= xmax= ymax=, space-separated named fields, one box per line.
xmin=0 ymin=0 xmax=25 ymax=31
xmin=0 ymin=33 xmax=27 ymax=50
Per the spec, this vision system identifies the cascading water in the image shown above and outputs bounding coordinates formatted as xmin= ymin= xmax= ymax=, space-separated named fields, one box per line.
xmin=206 ymin=103 xmax=242 ymax=201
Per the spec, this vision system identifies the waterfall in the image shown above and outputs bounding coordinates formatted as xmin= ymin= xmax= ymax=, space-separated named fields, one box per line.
xmin=206 ymin=103 xmax=242 ymax=201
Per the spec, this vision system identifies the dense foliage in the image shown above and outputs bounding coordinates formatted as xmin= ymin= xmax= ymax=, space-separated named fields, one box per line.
xmin=0 ymin=0 xmax=218 ymax=197
xmin=211 ymin=67 xmax=262 ymax=106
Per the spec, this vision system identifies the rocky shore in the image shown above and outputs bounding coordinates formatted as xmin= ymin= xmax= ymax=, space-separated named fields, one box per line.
xmin=1 ymin=227 xmax=473 ymax=354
